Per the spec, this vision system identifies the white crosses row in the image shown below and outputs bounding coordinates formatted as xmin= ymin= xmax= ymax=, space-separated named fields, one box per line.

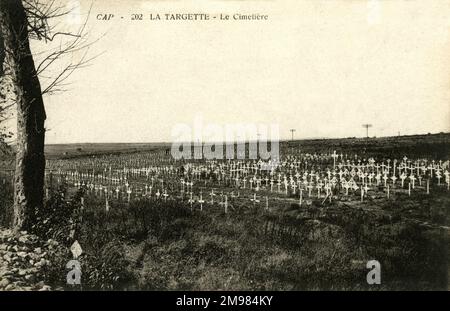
xmin=41 ymin=151 xmax=449 ymax=212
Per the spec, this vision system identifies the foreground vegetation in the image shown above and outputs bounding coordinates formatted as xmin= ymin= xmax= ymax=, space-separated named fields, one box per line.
xmin=1 ymin=180 xmax=447 ymax=291
xmin=1 ymin=134 xmax=449 ymax=290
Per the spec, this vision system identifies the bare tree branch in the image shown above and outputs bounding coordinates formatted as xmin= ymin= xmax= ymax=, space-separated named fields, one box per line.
xmin=30 ymin=1 xmax=103 ymax=96
xmin=1 ymin=0 xmax=101 ymax=144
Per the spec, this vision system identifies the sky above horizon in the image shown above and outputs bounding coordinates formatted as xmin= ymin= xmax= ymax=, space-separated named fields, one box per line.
xmin=21 ymin=0 xmax=450 ymax=144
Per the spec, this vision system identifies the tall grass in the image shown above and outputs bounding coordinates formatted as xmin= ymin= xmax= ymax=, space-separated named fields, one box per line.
xmin=0 ymin=183 xmax=448 ymax=290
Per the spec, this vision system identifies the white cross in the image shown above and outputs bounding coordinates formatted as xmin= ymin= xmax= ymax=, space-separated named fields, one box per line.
xmin=291 ymin=182 xmax=297 ymax=195
xmin=391 ymin=175 xmax=397 ymax=186
xmin=299 ymin=188 xmax=303 ymax=206
xmin=188 ymin=192 xmax=194 ymax=208
xmin=307 ymin=183 xmax=314 ymax=197
xmin=250 ymin=193 xmax=260 ymax=206
xmin=198 ymin=192 xmax=205 ymax=211
xmin=409 ymin=174 xmax=416 ymax=189
xmin=331 ymin=150 xmax=338 ymax=169
xmin=210 ymin=189 xmax=216 ymax=204
xmin=222 ymin=195 xmax=228 ymax=213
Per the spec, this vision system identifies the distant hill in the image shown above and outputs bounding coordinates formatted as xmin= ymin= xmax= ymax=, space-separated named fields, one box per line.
xmin=4 ymin=132 xmax=450 ymax=160
xmin=282 ymin=132 xmax=450 ymax=159
xmin=44 ymin=142 xmax=171 ymax=159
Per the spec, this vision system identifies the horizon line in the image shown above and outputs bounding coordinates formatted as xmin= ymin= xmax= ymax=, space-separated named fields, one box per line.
xmin=41 ymin=131 xmax=450 ymax=146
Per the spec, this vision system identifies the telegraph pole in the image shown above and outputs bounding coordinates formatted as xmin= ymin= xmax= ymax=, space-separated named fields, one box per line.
xmin=362 ymin=124 xmax=372 ymax=138
xmin=290 ymin=129 xmax=296 ymax=142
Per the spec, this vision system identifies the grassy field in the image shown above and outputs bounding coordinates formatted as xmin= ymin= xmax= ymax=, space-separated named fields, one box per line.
xmin=1 ymin=133 xmax=449 ymax=290
xmin=33 ymin=132 xmax=450 ymax=160
xmin=283 ymin=132 xmax=450 ymax=159
xmin=44 ymin=143 xmax=171 ymax=159
xmin=42 ymin=185 xmax=448 ymax=290
xmin=1 ymin=183 xmax=447 ymax=290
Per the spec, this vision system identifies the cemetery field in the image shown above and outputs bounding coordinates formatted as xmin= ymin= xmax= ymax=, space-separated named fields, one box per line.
xmin=32 ymin=186 xmax=450 ymax=290
xmin=41 ymin=132 xmax=450 ymax=159
xmin=284 ymin=132 xmax=450 ymax=159
xmin=0 ymin=133 xmax=449 ymax=290
xmin=44 ymin=142 xmax=171 ymax=159
xmin=110 ymin=190 xmax=449 ymax=290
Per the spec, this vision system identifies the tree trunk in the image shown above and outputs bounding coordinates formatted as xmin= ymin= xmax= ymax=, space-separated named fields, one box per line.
xmin=0 ymin=0 xmax=46 ymax=232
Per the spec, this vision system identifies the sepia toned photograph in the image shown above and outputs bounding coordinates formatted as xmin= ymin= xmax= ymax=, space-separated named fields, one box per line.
xmin=0 ymin=0 xmax=449 ymax=298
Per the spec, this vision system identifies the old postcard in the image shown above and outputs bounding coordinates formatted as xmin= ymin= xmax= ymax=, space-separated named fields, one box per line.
xmin=0 ymin=0 xmax=449 ymax=299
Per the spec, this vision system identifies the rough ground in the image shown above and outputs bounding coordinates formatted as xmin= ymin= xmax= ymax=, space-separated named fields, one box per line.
xmin=0 ymin=229 xmax=57 ymax=291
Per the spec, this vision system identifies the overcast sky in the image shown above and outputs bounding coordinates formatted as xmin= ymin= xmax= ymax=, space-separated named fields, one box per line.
xmin=28 ymin=0 xmax=450 ymax=144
